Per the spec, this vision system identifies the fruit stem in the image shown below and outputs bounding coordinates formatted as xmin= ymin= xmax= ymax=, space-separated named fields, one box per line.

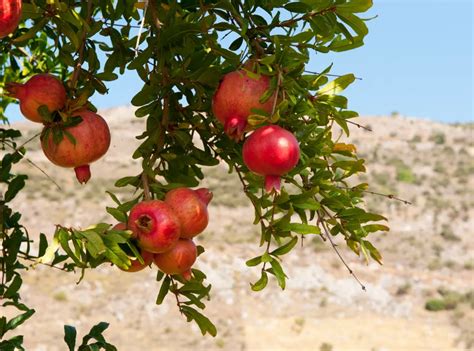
xmin=74 ymin=165 xmax=91 ymax=184
xmin=224 ymin=115 xmax=247 ymax=141
xmin=264 ymin=175 xmax=281 ymax=193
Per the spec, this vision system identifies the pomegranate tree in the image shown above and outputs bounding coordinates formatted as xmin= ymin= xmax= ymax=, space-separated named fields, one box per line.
xmin=243 ymin=125 xmax=300 ymax=193
xmin=212 ymin=69 xmax=277 ymax=141
xmin=164 ymin=187 xmax=213 ymax=239
xmin=6 ymin=74 xmax=67 ymax=123
xmin=153 ymin=239 xmax=197 ymax=277
xmin=0 ymin=0 xmax=21 ymax=38
xmin=0 ymin=0 xmax=386 ymax=343
xmin=41 ymin=109 xmax=111 ymax=184
xmin=127 ymin=200 xmax=181 ymax=254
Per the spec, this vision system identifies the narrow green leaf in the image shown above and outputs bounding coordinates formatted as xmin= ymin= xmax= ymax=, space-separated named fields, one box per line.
xmin=181 ymin=306 xmax=217 ymax=337
xmin=156 ymin=276 xmax=171 ymax=305
xmin=318 ymin=74 xmax=356 ymax=96
xmin=64 ymin=325 xmax=77 ymax=351
xmin=269 ymin=260 xmax=287 ymax=290
xmin=4 ymin=275 xmax=22 ymax=299
xmin=270 ymin=236 xmax=298 ymax=256
xmin=250 ymin=271 xmax=268 ymax=292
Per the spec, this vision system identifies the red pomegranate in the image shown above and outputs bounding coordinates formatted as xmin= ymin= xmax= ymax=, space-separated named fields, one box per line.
xmin=0 ymin=0 xmax=22 ymax=38
xmin=164 ymin=187 xmax=212 ymax=239
xmin=111 ymin=223 xmax=154 ymax=272
xmin=153 ymin=239 xmax=197 ymax=276
xmin=212 ymin=69 xmax=277 ymax=141
xmin=128 ymin=200 xmax=181 ymax=254
xmin=242 ymin=125 xmax=300 ymax=193
xmin=41 ymin=109 xmax=111 ymax=184
xmin=6 ymin=74 xmax=67 ymax=123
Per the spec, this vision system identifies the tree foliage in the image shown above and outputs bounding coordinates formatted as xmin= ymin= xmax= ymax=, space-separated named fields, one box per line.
xmin=0 ymin=0 xmax=387 ymax=347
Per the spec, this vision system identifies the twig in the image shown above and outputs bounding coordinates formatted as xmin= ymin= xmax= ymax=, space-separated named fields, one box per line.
xmin=18 ymin=253 xmax=71 ymax=272
xmin=70 ymin=0 xmax=93 ymax=89
xmin=3 ymin=142 xmax=62 ymax=190
xmin=134 ymin=0 xmax=149 ymax=57
xmin=345 ymin=119 xmax=372 ymax=132
xmin=169 ymin=276 xmax=183 ymax=314
xmin=337 ymin=186 xmax=412 ymax=205
xmin=317 ymin=209 xmax=366 ymax=291
xmin=304 ymin=70 xmax=363 ymax=81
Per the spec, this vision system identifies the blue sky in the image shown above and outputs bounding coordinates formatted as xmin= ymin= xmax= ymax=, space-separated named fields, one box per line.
xmin=6 ymin=0 xmax=473 ymax=123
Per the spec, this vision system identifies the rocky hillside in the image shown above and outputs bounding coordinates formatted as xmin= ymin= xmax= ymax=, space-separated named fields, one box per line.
xmin=3 ymin=107 xmax=473 ymax=351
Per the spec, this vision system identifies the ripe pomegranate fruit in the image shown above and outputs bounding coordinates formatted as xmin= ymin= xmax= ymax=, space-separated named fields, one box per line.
xmin=128 ymin=200 xmax=181 ymax=254
xmin=111 ymin=223 xmax=154 ymax=272
xmin=243 ymin=125 xmax=300 ymax=193
xmin=164 ymin=187 xmax=213 ymax=239
xmin=6 ymin=74 xmax=67 ymax=123
xmin=41 ymin=109 xmax=111 ymax=184
xmin=153 ymin=239 xmax=197 ymax=276
xmin=212 ymin=69 xmax=277 ymax=141
xmin=0 ymin=0 xmax=22 ymax=38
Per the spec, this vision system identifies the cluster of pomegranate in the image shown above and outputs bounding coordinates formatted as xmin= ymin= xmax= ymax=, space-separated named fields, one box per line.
xmin=5 ymin=73 xmax=111 ymax=184
xmin=116 ymin=187 xmax=212 ymax=280
xmin=0 ymin=0 xmax=22 ymax=39
xmin=212 ymin=67 xmax=300 ymax=193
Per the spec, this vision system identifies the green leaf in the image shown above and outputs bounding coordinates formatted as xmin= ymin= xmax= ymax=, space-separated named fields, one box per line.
xmin=5 ymin=175 xmax=27 ymax=202
xmin=37 ymin=236 xmax=60 ymax=265
xmin=6 ymin=309 xmax=35 ymax=330
xmin=363 ymin=240 xmax=383 ymax=264
xmin=363 ymin=224 xmax=389 ymax=233
xmin=337 ymin=0 xmax=373 ymax=13
xmin=4 ymin=275 xmax=22 ymax=299
xmin=250 ymin=271 xmax=268 ymax=292
xmin=337 ymin=12 xmax=369 ymax=37
xmin=280 ymin=223 xmax=321 ymax=235
xmin=318 ymin=74 xmax=356 ymax=96
xmin=115 ymin=176 xmax=139 ymax=187
xmin=284 ymin=2 xmax=312 ymax=13
xmin=271 ymin=236 xmax=298 ymax=256
xmin=106 ymin=207 xmax=127 ymax=223
xmin=156 ymin=276 xmax=171 ymax=305
xmin=246 ymin=256 xmax=262 ymax=267
xmin=64 ymin=325 xmax=77 ymax=351
xmin=181 ymin=306 xmax=217 ymax=337
xmin=269 ymin=259 xmax=287 ymax=289
xmin=12 ymin=18 xmax=48 ymax=43
xmin=80 ymin=230 xmax=106 ymax=258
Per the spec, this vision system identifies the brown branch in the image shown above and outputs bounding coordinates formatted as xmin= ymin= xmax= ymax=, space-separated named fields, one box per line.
xmin=148 ymin=0 xmax=163 ymax=30
xmin=141 ymin=173 xmax=151 ymax=201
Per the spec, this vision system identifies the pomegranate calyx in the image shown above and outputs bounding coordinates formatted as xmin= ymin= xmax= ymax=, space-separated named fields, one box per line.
xmin=195 ymin=188 xmax=213 ymax=205
xmin=182 ymin=269 xmax=193 ymax=281
xmin=224 ymin=115 xmax=246 ymax=141
xmin=5 ymin=82 xmax=25 ymax=99
xmin=74 ymin=165 xmax=91 ymax=184
xmin=135 ymin=215 xmax=153 ymax=233
xmin=264 ymin=175 xmax=281 ymax=193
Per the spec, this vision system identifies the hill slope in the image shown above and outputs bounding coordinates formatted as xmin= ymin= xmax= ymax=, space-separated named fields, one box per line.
xmin=4 ymin=107 xmax=473 ymax=350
